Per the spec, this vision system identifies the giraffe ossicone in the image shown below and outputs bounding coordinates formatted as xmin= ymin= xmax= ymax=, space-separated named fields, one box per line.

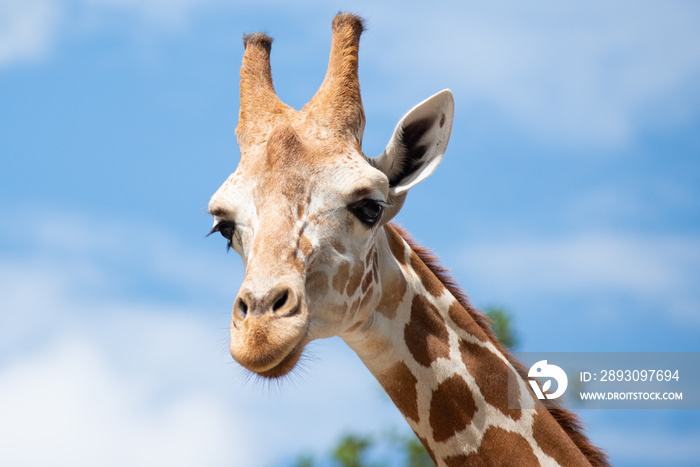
xmin=208 ymin=13 xmax=609 ymax=466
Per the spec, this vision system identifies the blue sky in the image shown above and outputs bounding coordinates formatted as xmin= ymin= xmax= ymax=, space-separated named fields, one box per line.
xmin=1 ymin=0 xmax=699 ymax=465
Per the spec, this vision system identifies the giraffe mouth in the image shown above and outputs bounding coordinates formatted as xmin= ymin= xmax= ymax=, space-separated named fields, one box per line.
xmin=230 ymin=315 xmax=309 ymax=379
xmin=254 ymin=342 xmax=305 ymax=379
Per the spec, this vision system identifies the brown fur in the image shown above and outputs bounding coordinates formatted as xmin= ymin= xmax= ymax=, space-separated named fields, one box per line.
xmin=448 ymin=300 xmax=488 ymax=342
xmin=404 ymin=295 xmax=451 ymax=367
xmin=378 ymin=361 xmax=420 ymax=423
xmin=390 ymin=223 xmax=610 ymax=467
xmin=410 ymin=250 xmax=446 ymax=297
xmin=458 ymin=339 xmax=522 ymax=421
xmin=376 ymin=272 xmax=407 ymax=319
xmin=462 ymin=427 xmax=541 ymax=466
xmin=429 ymin=375 xmax=477 ymax=443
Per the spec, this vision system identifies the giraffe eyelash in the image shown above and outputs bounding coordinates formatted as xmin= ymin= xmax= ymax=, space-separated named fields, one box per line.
xmin=207 ymin=221 xmax=237 ymax=251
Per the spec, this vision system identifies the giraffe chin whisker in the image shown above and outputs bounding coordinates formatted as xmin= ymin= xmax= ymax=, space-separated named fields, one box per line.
xmin=248 ymin=343 xmax=305 ymax=379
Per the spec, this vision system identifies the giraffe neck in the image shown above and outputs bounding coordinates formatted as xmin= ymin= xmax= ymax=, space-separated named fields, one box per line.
xmin=341 ymin=224 xmax=606 ymax=467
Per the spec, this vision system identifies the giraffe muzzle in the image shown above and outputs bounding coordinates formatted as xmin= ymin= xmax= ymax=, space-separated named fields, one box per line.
xmin=229 ymin=281 xmax=309 ymax=378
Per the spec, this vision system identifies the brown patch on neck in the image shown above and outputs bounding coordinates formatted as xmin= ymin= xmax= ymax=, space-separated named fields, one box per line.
xmin=410 ymin=250 xmax=445 ymax=297
xmin=447 ymin=301 xmax=488 ymax=342
xmin=390 ymin=223 xmax=610 ymax=467
xmin=429 ymin=375 xmax=476 ymax=443
xmin=460 ymin=427 xmax=539 ymax=466
xmin=385 ymin=224 xmax=409 ymax=265
xmin=378 ymin=361 xmax=420 ymax=423
xmin=404 ymin=295 xmax=450 ymax=367
xmin=443 ymin=455 xmax=469 ymax=467
xmin=458 ymin=341 xmax=521 ymax=421
xmin=376 ymin=272 xmax=407 ymax=320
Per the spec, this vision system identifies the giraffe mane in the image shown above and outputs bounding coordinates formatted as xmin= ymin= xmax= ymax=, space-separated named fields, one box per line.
xmin=391 ymin=223 xmax=611 ymax=467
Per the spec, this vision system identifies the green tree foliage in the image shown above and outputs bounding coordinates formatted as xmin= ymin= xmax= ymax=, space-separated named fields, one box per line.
xmin=293 ymin=455 xmax=314 ymax=467
xmin=332 ymin=434 xmax=373 ymax=467
xmin=293 ymin=431 xmax=432 ymax=467
xmin=484 ymin=305 xmax=519 ymax=350
xmin=401 ymin=436 xmax=434 ymax=467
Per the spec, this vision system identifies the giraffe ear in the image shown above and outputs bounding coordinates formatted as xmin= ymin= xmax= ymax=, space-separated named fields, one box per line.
xmin=373 ymin=89 xmax=454 ymax=196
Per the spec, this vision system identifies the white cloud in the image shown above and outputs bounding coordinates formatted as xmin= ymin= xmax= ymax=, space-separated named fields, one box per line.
xmin=0 ymin=0 xmax=62 ymax=67
xmin=364 ymin=0 xmax=700 ymax=148
xmin=0 ymin=0 xmax=222 ymax=68
xmin=0 ymin=338 xmax=242 ymax=467
xmin=5 ymin=0 xmax=699 ymax=148
xmin=460 ymin=231 xmax=700 ymax=324
xmin=1 ymin=208 xmax=241 ymax=302
xmin=79 ymin=0 xmax=222 ymax=26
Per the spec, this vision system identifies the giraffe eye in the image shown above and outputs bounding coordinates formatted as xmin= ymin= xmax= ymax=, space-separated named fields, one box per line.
xmin=217 ymin=222 xmax=235 ymax=241
xmin=350 ymin=199 xmax=384 ymax=227
xmin=208 ymin=221 xmax=236 ymax=250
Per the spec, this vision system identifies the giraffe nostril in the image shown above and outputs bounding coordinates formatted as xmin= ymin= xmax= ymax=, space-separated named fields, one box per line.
xmin=236 ymin=298 xmax=249 ymax=319
xmin=272 ymin=291 xmax=288 ymax=312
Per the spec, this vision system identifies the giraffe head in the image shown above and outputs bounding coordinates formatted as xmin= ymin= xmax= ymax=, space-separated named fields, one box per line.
xmin=208 ymin=13 xmax=454 ymax=378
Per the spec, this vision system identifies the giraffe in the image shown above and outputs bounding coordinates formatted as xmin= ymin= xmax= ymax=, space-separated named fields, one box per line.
xmin=207 ymin=13 xmax=609 ymax=467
